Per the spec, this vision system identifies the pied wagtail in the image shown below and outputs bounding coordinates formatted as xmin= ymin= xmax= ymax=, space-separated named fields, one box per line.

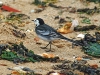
xmin=32 ymin=18 xmax=75 ymax=52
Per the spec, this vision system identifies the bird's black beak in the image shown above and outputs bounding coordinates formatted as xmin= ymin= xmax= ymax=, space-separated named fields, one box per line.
xmin=32 ymin=20 xmax=34 ymax=21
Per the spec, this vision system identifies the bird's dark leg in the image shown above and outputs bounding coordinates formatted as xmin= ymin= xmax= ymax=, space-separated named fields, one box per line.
xmin=41 ymin=42 xmax=51 ymax=49
xmin=49 ymin=41 xmax=52 ymax=51
xmin=45 ymin=41 xmax=52 ymax=52
xmin=45 ymin=42 xmax=51 ymax=48
xmin=41 ymin=41 xmax=52 ymax=52
xmin=41 ymin=41 xmax=53 ymax=52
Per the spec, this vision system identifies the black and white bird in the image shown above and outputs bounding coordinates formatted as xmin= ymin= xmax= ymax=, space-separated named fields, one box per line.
xmin=32 ymin=18 xmax=75 ymax=52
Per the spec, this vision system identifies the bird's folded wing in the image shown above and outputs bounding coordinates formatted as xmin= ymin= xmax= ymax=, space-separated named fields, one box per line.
xmin=37 ymin=29 xmax=50 ymax=35
xmin=36 ymin=25 xmax=59 ymax=38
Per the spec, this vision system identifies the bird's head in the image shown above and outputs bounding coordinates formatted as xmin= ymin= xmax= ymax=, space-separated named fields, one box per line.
xmin=32 ymin=18 xmax=45 ymax=27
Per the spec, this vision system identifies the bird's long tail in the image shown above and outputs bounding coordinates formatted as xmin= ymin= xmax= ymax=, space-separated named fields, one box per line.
xmin=61 ymin=36 xmax=74 ymax=42
xmin=61 ymin=36 xmax=81 ymax=46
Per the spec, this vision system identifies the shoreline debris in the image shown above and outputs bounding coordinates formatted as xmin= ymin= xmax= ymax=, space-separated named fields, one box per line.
xmin=12 ymin=29 xmax=26 ymax=38
xmin=57 ymin=22 xmax=73 ymax=34
xmin=77 ymin=6 xmax=100 ymax=15
xmin=0 ymin=42 xmax=60 ymax=64
xmin=52 ymin=59 xmax=100 ymax=75
xmin=74 ymin=25 xmax=97 ymax=31
xmin=1 ymin=5 xmax=20 ymax=12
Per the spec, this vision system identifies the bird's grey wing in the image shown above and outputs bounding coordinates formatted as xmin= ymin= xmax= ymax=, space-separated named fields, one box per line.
xmin=36 ymin=24 xmax=62 ymax=38
xmin=36 ymin=25 xmax=51 ymax=35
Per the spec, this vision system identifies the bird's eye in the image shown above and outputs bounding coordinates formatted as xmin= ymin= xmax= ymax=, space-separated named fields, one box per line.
xmin=34 ymin=19 xmax=37 ymax=22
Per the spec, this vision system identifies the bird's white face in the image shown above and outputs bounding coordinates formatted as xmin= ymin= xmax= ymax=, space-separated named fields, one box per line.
xmin=34 ymin=19 xmax=40 ymax=27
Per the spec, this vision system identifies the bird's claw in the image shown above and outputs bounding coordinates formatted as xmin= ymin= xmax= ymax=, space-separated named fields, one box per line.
xmin=40 ymin=47 xmax=47 ymax=49
xmin=45 ymin=49 xmax=54 ymax=52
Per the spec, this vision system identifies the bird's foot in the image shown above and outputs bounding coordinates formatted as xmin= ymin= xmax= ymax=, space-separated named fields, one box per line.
xmin=45 ymin=49 xmax=55 ymax=52
xmin=40 ymin=47 xmax=47 ymax=49
xmin=40 ymin=47 xmax=55 ymax=52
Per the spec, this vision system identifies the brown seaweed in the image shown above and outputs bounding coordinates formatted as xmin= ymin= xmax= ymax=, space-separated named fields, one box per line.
xmin=6 ymin=12 xmax=30 ymax=20
xmin=95 ymin=32 xmax=100 ymax=41
xmin=74 ymin=25 xmax=97 ymax=31
xmin=58 ymin=18 xmax=67 ymax=24
xmin=12 ymin=29 xmax=26 ymax=38
xmin=52 ymin=60 xmax=100 ymax=75
xmin=77 ymin=6 xmax=100 ymax=15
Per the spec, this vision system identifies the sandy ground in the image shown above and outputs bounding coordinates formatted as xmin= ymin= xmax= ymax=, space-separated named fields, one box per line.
xmin=0 ymin=0 xmax=100 ymax=75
